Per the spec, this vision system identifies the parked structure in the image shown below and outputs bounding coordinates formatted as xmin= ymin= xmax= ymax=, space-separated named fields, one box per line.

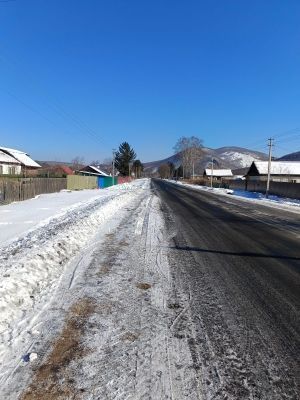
xmin=203 ymin=169 xmax=233 ymax=180
xmin=246 ymin=161 xmax=300 ymax=183
xmin=0 ymin=147 xmax=41 ymax=175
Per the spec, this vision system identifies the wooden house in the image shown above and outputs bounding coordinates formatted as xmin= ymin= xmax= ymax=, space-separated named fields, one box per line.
xmin=0 ymin=146 xmax=41 ymax=176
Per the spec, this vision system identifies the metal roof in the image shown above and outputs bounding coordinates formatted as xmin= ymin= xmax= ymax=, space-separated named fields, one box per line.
xmin=0 ymin=147 xmax=41 ymax=168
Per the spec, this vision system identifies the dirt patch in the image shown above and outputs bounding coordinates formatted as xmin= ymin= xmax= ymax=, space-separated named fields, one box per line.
xmin=21 ymin=298 xmax=96 ymax=400
xmin=168 ymin=303 xmax=181 ymax=309
xmin=119 ymin=239 xmax=129 ymax=247
xmin=121 ymin=331 xmax=140 ymax=342
xmin=97 ymin=262 xmax=111 ymax=275
xmin=136 ymin=282 xmax=152 ymax=290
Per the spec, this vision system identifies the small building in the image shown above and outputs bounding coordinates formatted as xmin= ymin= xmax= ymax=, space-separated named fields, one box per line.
xmin=246 ymin=161 xmax=300 ymax=183
xmin=0 ymin=150 xmax=22 ymax=175
xmin=0 ymin=147 xmax=41 ymax=175
xmin=78 ymin=165 xmax=109 ymax=177
xmin=203 ymin=169 xmax=233 ymax=180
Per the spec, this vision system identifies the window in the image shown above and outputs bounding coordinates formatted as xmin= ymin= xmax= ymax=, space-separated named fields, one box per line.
xmin=8 ymin=166 xmax=16 ymax=175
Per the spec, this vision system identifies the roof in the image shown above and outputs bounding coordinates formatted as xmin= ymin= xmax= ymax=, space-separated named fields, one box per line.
xmin=250 ymin=161 xmax=300 ymax=175
xmin=205 ymin=169 xmax=233 ymax=177
xmin=0 ymin=147 xmax=41 ymax=168
xmin=54 ymin=165 xmax=74 ymax=175
xmin=79 ymin=165 xmax=109 ymax=176
xmin=0 ymin=150 xmax=21 ymax=164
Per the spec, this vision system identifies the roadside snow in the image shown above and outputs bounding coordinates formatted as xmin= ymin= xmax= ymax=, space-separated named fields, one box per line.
xmin=171 ymin=180 xmax=300 ymax=213
xmin=0 ymin=188 xmax=124 ymax=246
xmin=0 ymin=179 xmax=149 ymax=390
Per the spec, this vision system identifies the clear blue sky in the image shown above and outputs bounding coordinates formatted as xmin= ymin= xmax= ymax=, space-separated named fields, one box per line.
xmin=0 ymin=0 xmax=299 ymax=163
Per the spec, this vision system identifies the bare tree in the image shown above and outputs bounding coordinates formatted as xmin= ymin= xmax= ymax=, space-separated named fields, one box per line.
xmin=174 ymin=136 xmax=203 ymax=178
xmin=158 ymin=163 xmax=171 ymax=179
xmin=102 ymin=158 xmax=113 ymax=174
xmin=71 ymin=156 xmax=85 ymax=171
xmin=90 ymin=160 xmax=101 ymax=166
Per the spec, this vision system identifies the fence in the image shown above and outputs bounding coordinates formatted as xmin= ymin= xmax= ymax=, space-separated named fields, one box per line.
xmin=67 ymin=175 xmax=97 ymax=190
xmin=225 ymin=180 xmax=300 ymax=200
xmin=0 ymin=177 xmax=67 ymax=204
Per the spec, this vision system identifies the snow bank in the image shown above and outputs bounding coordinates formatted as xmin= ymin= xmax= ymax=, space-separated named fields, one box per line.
xmin=0 ymin=179 xmax=149 ymax=366
xmin=170 ymin=180 xmax=300 ymax=212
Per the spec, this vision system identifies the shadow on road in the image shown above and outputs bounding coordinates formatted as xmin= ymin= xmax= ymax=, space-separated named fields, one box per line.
xmin=170 ymin=245 xmax=300 ymax=261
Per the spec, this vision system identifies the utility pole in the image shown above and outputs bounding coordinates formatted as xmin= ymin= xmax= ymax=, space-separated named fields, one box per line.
xmin=266 ymin=138 xmax=274 ymax=198
xmin=112 ymin=149 xmax=116 ymax=185
xmin=210 ymin=157 xmax=214 ymax=188
xmin=192 ymin=162 xmax=195 ymax=180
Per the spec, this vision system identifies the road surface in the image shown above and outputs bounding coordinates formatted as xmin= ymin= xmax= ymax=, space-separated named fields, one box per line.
xmin=153 ymin=179 xmax=300 ymax=400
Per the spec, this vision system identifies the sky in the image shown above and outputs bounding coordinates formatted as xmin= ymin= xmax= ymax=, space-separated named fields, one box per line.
xmin=0 ymin=0 xmax=299 ymax=163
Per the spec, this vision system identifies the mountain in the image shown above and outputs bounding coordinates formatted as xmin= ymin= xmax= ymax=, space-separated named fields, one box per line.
xmin=143 ymin=146 xmax=268 ymax=175
xmin=277 ymin=151 xmax=300 ymax=161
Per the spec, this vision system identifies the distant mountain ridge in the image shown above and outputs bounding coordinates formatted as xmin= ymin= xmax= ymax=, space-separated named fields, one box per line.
xmin=278 ymin=151 xmax=300 ymax=161
xmin=143 ymin=146 xmax=269 ymax=175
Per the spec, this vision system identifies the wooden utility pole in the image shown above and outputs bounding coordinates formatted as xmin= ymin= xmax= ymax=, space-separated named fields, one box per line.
xmin=210 ymin=157 xmax=214 ymax=188
xmin=112 ymin=149 xmax=116 ymax=185
xmin=266 ymin=138 xmax=274 ymax=198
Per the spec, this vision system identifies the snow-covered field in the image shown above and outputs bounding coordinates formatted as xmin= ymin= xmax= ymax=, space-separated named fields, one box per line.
xmin=173 ymin=180 xmax=300 ymax=213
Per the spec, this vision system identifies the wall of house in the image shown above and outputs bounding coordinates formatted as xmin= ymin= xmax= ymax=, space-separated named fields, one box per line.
xmin=0 ymin=164 xmax=22 ymax=175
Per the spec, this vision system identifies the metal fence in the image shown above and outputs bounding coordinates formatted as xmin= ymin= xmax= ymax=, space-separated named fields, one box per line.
xmin=0 ymin=177 xmax=67 ymax=204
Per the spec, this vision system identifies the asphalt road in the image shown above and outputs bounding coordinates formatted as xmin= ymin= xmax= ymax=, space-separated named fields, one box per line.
xmin=153 ymin=179 xmax=300 ymax=400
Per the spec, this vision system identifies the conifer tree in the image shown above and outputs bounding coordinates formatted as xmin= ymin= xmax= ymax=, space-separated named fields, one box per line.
xmin=115 ymin=142 xmax=136 ymax=176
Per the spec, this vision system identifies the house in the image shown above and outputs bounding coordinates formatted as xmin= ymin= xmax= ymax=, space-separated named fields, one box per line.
xmin=78 ymin=165 xmax=109 ymax=177
xmin=0 ymin=146 xmax=41 ymax=176
xmin=0 ymin=150 xmax=22 ymax=175
xmin=37 ymin=164 xmax=74 ymax=177
xmin=203 ymin=169 xmax=233 ymax=180
xmin=246 ymin=161 xmax=300 ymax=183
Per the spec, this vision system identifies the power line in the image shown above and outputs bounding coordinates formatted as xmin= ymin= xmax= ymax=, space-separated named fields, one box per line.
xmin=0 ymin=48 xmax=111 ymax=152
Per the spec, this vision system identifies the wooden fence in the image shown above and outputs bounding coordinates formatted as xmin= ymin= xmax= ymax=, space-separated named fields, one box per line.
xmin=67 ymin=175 xmax=97 ymax=190
xmin=0 ymin=177 xmax=67 ymax=204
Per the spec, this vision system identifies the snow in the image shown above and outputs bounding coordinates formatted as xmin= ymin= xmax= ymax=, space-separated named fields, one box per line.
xmin=1 ymin=178 xmax=201 ymax=399
xmin=0 ymin=151 xmax=21 ymax=164
xmin=204 ymin=168 xmax=232 ymax=177
xmin=171 ymin=180 xmax=300 ymax=212
xmin=252 ymin=161 xmax=300 ymax=175
xmin=0 ymin=147 xmax=41 ymax=168
xmin=0 ymin=186 xmax=134 ymax=246
xmin=219 ymin=151 xmax=260 ymax=167
xmin=79 ymin=165 xmax=109 ymax=176
xmin=0 ymin=180 xmax=150 ymax=393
